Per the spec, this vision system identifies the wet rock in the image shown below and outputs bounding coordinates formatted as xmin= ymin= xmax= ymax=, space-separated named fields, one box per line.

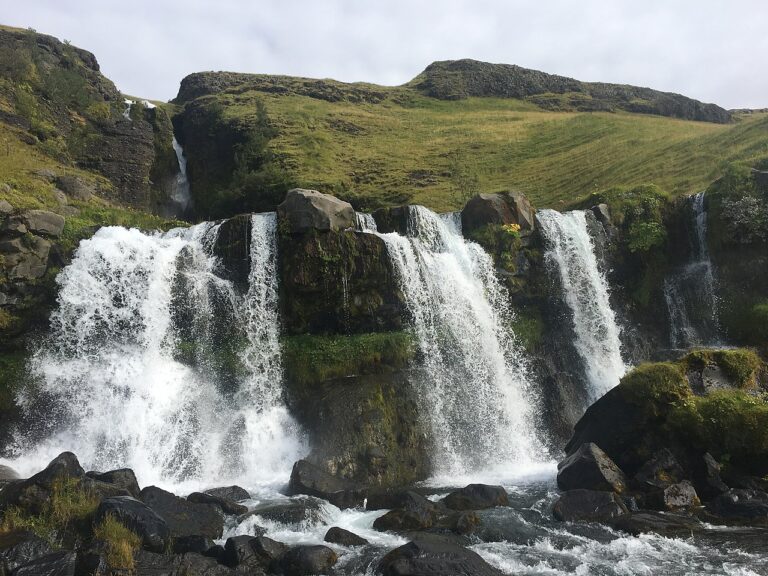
xmin=23 ymin=211 xmax=65 ymax=238
xmin=0 ymin=452 xmax=84 ymax=515
xmin=0 ymin=531 xmax=53 ymax=573
xmin=323 ymin=526 xmax=369 ymax=546
xmin=86 ymin=468 xmax=140 ymax=498
xmin=633 ymin=449 xmax=685 ymax=491
xmin=54 ymin=176 xmax=95 ymax=202
xmin=277 ymin=189 xmax=355 ymax=233
xmin=12 ymin=551 xmax=75 ymax=576
xmin=222 ymin=535 xmax=285 ymax=572
xmin=134 ymin=550 xmax=237 ymax=576
xmin=243 ymin=497 xmax=324 ymax=526
xmin=286 ymin=460 xmax=366 ymax=509
xmin=187 ymin=492 xmax=247 ymax=516
xmin=204 ymin=486 xmax=250 ymax=502
xmin=644 ymin=480 xmax=700 ymax=511
xmin=81 ymin=478 xmax=131 ymax=500
xmin=0 ymin=465 xmax=19 ymax=481
xmin=96 ymin=496 xmax=170 ymax=553
xmin=695 ymin=453 xmax=729 ymax=500
xmin=707 ymin=489 xmax=768 ymax=523
xmin=172 ymin=535 xmax=216 ymax=555
xmin=374 ymin=508 xmax=435 ymax=532
xmin=371 ymin=205 xmax=416 ymax=235
xmin=252 ymin=536 xmax=289 ymax=566
xmin=366 ymin=490 xmax=433 ymax=511
xmin=591 ymin=203 xmax=613 ymax=230
xmin=211 ymin=214 xmax=253 ymax=287
xmin=552 ymin=489 xmax=629 ymax=522
xmin=461 ymin=191 xmax=535 ymax=234
xmin=222 ymin=535 xmax=260 ymax=568
xmin=557 ymin=442 xmax=627 ymax=493
xmin=442 ymin=484 xmax=509 ymax=511
xmin=278 ymin=545 xmax=337 ymax=576
xmin=377 ymin=536 xmax=503 ymax=576
xmin=140 ymin=486 xmax=224 ymax=539
xmin=610 ymin=511 xmax=704 ymax=536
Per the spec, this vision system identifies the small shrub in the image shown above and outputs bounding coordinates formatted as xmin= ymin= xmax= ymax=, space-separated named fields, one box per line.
xmin=93 ymin=515 xmax=141 ymax=571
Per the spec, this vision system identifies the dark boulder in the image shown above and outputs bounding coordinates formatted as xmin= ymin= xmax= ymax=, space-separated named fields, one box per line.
xmin=696 ymin=453 xmax=729 ymax=500
xmin=95 ymin=496 xmax=170 ymax=553
xmin=243 ymin=497 xmax=325 ymax=526
xmin=277 ymin=189 xmax=355 ymax=233
xmin=133 ymin=551 xmax=237 ymax=576
xmin=706 ymin=489 xmax=768 ymax=523
xmin=441 ymin=484 xmax=509 ymax=511
xmin=139 ymin=486 xmax=223 ymax=539
xmin=187 ymin=492 xmax=247 ymax=516
xmin=211 ymin=214 xmax=253 ymax=287
xmin=204 ymin=486 xmax=250 ymax=502
xmin=80 ymin=478 xmax=131 ymax=500
xmin=644 ymin=481 xmax=700 ymax=511
xmin=372 ymin=205 xmax=416 ymax=235
xmin=0 ymin=531 xmax=53 ymax=573
xmin=633 ymin=449 xmax=685 ymax=491
xmin=557 ymin=443 xmax=627 ymax=494
xmin=251 ymin=536 xmax=289 ymax=567
xmin=373 ymin=509 xmax=435 ymax=532
xmin=12 ymin=551 xmax=75 ymax=576
xmin=278 ymin=545 xmax=337 ymax=576
xmin=0 ymin=453 xmax=85 ymax=515
xmin=610 ymin=511 xmax=705 ymax=536
xmin=461 ymin=191 xmax=535 ymax=234
xmin=0 ymin=465 xmax=19 ymax=481
xmin=366 ymin=490 xmax=433 ymax=511
xmin=222 ymin=536 xmax=261 ymax=568
xmin=172 ymin=535 xmax=216 ymax=555
xmin=324 ymin=526 xmax=369 ymax=546
xmin=86 ymin=469 xmax=140 ymax=498
xmin=286 ymin=460 xmax=365 ymax=509
xmin=552 ymin=489 xmax=629 ymax=522
xmin=377 ymin=537 xmax=503 ymax=576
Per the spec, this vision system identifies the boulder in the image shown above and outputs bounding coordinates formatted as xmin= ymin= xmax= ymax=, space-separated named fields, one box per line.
xmin=644 ymin=480 xmax=700 ymax=511
xmin=461 ymin=191 xmax=535 ymax=234
xmin=251 ymin=536 xmax=289 ymax=567
xmin=286 ymin=460 xmax=365 ymax=509
xmin=441 ymin=484 xmax=509 ymax=511
xmin=707 ymin=489 xmax=768 ymax=523
xmin=377 ymin=537 xmax=503 ymax=576
xmin=54 ymin=175 xmax=95 ymax=202
xmin=695 ymin=453 xmax=729 ymax=500
xmin=12 ymin=551 xmax=75 ymax=576
xmin=0 ymin=531 xmax=53 ymax=573
xmin=0 ymin=199 xmax=13 ymax=214
xmin=211 ymin=214 xmax=253 ymax=287
xmin=134 ymin=551 xmax=237 ymax=576
xmin=222 ymin=535 xmax=263 ymax=568
xmin=323 ymin=526 xmax=369 ymax=546
xmin=80 ymin=478 xmax=132 ymax=500
xmin=278 ymin=545 xmax=337 ymax=576
xmin=366 ymin=489 xmax=434 ymax=511
xmin=23 ymin=210 xmax=65 ymax=238
xmin=139 ymin=486 xmax=224 ymax=539
xmin=95 ymin=496 xmax=170 ymax=553
xmin=0 ymin=465 xmax=19 ymax=481
xmin=552 ymin=489 xmax=629 ymax=522
xmin=373 ymin=508 xmax=435 ymax=532
xmin=204 ymin=486 xmax=250 ymax=502
xmin=0 ymin=236 xmax=51 ymax=281
xmin=172 ymin=535 xmax=217 ymax=555
xmin=86 ymin=468 xmax=140 ymax=498
xmin=557 ymin=443 xmax=627 ymax=493
xmin=633 ymin=449 xmax=685 ymax=491
xmin=2 ymin=217 xmax=27 ymax=236
xmin=0 ymin=452 xmax=84 ymax=515
xmin=187 ymin=492 xmax=248 ymax=516
xmin=372 ymin=205 xmax=418 ymax=235
xmin=277 ymin=189 xmax=355 ymax=233
xmin=610 ymin=511 xmax=705 ymax=536
xmin=33 ymin=169 xmax=56 ymax=183
xmin=243 ymin=497 xmax=324 ymax=526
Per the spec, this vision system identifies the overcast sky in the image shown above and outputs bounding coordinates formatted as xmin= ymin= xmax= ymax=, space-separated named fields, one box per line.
xmin=4 ymin=1 xmax=767 ymax=109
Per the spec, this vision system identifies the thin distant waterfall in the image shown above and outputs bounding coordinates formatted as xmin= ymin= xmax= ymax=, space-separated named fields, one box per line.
xmin=9 ymin=214 xmax=305 ymax=491
xmin=170 ymin=137 xmax=192 ymax=214
xmin=537 ymin=209 xmax=627 ymax=401
xmin=355 ymin=212 xmax=378 ymax=232
xmin=664 ymin=192 xmax=720 ymax=348
xmin=374 ymin=206 xmax=543 ymax=476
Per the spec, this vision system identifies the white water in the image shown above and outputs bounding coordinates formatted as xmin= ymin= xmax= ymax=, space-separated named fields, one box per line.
xmin=537 ymin=209 xmax=627 ymax=401
xmin=664 ymin=192 xmax=720 ymax=348
xmin=4 ymin=214 xmax=305 ymax=492
xmin=122 ymin=98 xmax=134 ymax=120
xmin=374 ymin=206 xmax=544 ymax=477
xmin=171 ymin=137 xmax=192 ymax=214
xmin=355 ymin=212 xmax=378 ymax=232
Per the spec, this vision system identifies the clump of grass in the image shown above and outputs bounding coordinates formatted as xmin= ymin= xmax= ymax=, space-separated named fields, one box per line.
xmin=93 ymin=515 xmax=141 ymax=571
xmin=683 ymin=348 xmax=763 ymax=389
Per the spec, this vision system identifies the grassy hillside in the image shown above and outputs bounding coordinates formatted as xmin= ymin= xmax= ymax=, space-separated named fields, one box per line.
xmin=176 ymin=79 xmax=768 ymax=214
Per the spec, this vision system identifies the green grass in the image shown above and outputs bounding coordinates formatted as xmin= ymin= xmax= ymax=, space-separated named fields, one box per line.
xmin=202 ymin=85 xmax=768 ymax=212
xmin=93 ymin=515 xmax=141 ymax=571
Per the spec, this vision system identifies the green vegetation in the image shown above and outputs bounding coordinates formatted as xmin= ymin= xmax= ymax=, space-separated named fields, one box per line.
xmin=620 ymin=362 xmax=691 ymax=416
xmin=510 ymin=309 xmax=545 ymax=351
xmin=0 ymin=350 xmax=29 ymax=411
xmin=93 ymin=515 xmax=141 ymax=571
xmin=683 ymin=348 xmax=763 ymax=389
xmin=282 ymin=331 xmax=415 ymax=385
xmin=0 ymin=477 xmax=100 ymax=545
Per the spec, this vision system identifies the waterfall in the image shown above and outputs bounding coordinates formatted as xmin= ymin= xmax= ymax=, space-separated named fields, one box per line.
xmin=355 ymin=212 xmax=378 ymax=232
xmin=537 ymin=209 xmax=626 ymax=401
xmin=171 ymin=137 xmax=192 ymax=214
xmin=122 ymin=98 xmax=134 ymax=120
xmin=664 ymin=192 xmax=720 ymax=348
xmin=9 ymin=214 xmax=304 ymax=491
xmin=374 ymin=206 xmax=543 ymax=476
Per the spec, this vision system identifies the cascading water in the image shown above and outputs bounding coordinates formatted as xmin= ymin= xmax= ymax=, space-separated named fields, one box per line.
xmin=664 ymin=192 xmax=720 ymax=348
xmin=170 ymin=137 xmax=192 ymax=214
xmin=7 ymin=214 xmax=305 ymax=492
xmin=537 ymin=209 xmax=627 ymax=401
xmin=374 ymin=206 xmax=544 ymax=478
xmin=355 ymin=212 xmax=378 ymax=232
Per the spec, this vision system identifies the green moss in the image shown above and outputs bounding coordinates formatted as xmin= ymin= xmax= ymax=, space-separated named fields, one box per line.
xmin=283 ymin=331 xmax=415 ymax=385
xmin=0 ymin=477 xmax=100 ymax=545
xmin=93 ymin=515 xmax=141 ymax=571
xmin=510 ymin=309 xmax=544 ymax=351
xmin=619 ymin=362 xmax=691 ymax=418
xmin=0 ymin=350 xmax=28 ymax=411
xmin=683 ymin=348 xmax=763 ymax=389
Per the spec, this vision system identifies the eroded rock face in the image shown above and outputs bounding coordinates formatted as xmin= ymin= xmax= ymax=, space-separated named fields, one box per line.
xmin=552 ymin=489 xmax=629 ymax=522
xmin=706 ymin=489 xmax=768 ymax=524
xmin=0 ymin=452 xmax=84 ymax=515
xmin=278 ymin=189 xmax=355 ymax=233
xmin=461 ymin=191 xmax=535 ymax=234
xmin=187 ymin=492 xmax=248 ymax=516
xmin=557 ymin=443 xmax=627 ymax=494
xmin=95 ymin=496 xmax=170 ymax=553
xmin=139 ymin=486 xmax=224 ymax=539
xmin=86 ymin=468 xmax=140 ymax=498
xmin=286 ymin=460 xmax=365 ymax=509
